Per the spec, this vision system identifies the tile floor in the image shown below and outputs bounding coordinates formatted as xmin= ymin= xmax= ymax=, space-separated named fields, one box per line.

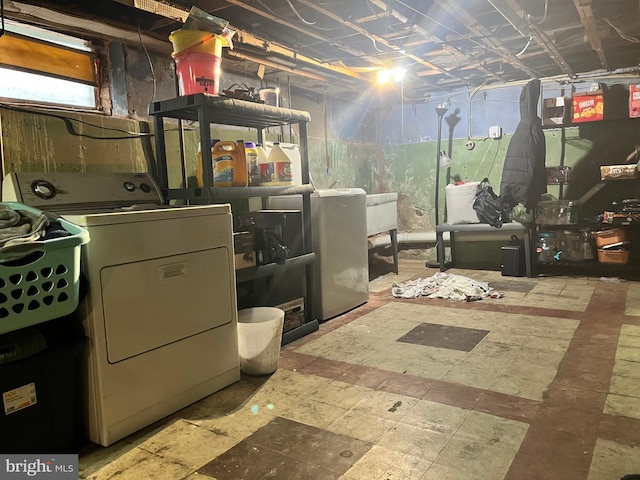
xmin=79 ymin=258 xmax=640 ymax=480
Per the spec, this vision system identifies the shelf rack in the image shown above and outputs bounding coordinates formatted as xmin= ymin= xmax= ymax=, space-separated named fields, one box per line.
xmin=149 ymin=94 xmax=319 ymax=344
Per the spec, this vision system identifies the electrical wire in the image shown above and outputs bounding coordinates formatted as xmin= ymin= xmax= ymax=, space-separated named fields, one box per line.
xmin=516 ymin=36 xmax=533 ymax=56
xmin=0 ymin=103 xmax=154 ymax=139
xmin=284 ymin=0 xmax=316 ymax=25
xmin=138 ymin=22 xmax=157 ymax=104
xmin=604 ymin=18 xmax=640 ymax=43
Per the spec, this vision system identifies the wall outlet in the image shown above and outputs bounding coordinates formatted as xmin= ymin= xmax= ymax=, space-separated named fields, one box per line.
xmin=489 ymin=125 xmax=502 ymax=139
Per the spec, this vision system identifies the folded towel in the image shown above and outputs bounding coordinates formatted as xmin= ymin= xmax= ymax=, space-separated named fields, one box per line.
xmin=0 ymin=205 xmax=21 ymax=229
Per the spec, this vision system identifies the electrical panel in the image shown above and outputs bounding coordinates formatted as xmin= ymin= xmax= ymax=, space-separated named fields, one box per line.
xmin=489 ymin=125 xmax=503 ymax=139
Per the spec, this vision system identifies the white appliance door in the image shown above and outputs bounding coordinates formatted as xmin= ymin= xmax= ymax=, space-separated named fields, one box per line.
xmin=101 ymin=247 xmax=233 ymax=363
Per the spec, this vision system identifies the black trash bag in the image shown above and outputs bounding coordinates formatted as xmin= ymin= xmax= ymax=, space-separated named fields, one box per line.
xmin=473 ymin=178 xmax=508 ymax=228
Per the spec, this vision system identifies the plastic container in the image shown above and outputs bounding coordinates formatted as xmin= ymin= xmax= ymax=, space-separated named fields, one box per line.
xmin=595 ymin=228 xmax=626 ymax=248
xmin=597 ymin=249 xmax=629 ymax=264
xmin=206 ymin=140 xmax=248 ymax=187
xmin=257 ymin=143 xmax=273 ymax=186
xmin=268 ymin=142 xmax=293 ymax=186
xmin=0 ymin=203 xmax=90 ymax=336
xmin=0 ymin=336 xmax=87 ymax=453
xmin=245 ymin=142 xmax=260 ymax=186
xmin=196 ymin=138 xmax=219 ymax=188
xmin=173 ymin=51 xmax=221 ymax=96
xmin=169 ymin=29 xmax=224 ymax=57
xmin=237 ymin=307 xmax=284 ymax=375
xmin=233 ymin=140 xmax=248 ymax=187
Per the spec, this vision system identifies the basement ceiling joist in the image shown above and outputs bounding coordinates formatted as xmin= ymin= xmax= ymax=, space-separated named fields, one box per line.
xmin=7 ymin=0 xmax=640 ymax=102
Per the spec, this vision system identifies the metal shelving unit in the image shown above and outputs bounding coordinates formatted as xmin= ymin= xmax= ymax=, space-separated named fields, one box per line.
xmin=149 ymin=94 xmax=319 ymax=344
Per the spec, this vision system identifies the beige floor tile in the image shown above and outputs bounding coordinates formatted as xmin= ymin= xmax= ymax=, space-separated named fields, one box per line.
xmin=453 ymin=411 xmax=529 ymax=450
xmin=433 ymin=436 xmax=520 ymax=480
xmin=83 ymin=447 xmax=193 ymax=480
xmin=609 ymin=375 xmax=640 ymax=397
xmin=440 ymin=363 xmax=499 ymax=390
xmin=188 ymin=405 xmax=276 ymax=440
xmin=604 ymin=393 xmax=640 ymax=420
xmin=590 ymin=438 xmax=640 ymax=477
xmin=490 ymin=372 xmax=553 ymax=401
xmin=625 ymin=285 xmax=640 ymax=317
xmin=399 ymin=400 xmax=470 ymax=436
xmin=421 ymin=463 xmax=484 ymax=480
xmin=380 ymin=452 xmax=432 ymax=479
xmin=619 ymin=335 xmax=640 ymax=348
xmin=615 ymin=346 xmax=640 ymax=362
xmin=327 ymin=409 xmax=398 ymax=443
xmin=351 ymin=390 xmax=418 ymax=421
xmin=310 ymin=380 xmax=371 ymax=409
xmin=277 ymin=398 xmax=350 ymax=429
xmin=376 ymin=422 xmax=450 ymax=460
xmin=612 ymin=359 xmax=640 ymax=379
xmin=403 ymin=358 xmax=454 ymax=379
xmin=342 ymin=445 xmax=404 ymax=479
xmin=621 ymin=323 xmax=640 ymax=336
xmin=137 ymin=420 xmax=238 ymax=470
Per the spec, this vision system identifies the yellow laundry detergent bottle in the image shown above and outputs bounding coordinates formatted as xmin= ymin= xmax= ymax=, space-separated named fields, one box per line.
xmin=209 ymin=140 xmax=243 ymax=187
xmin=196 ymin=138 xmax=219 ymax=187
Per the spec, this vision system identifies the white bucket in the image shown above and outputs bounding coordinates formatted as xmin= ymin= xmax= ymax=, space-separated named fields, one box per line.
xmin=237 ymin=307 xmax=285 ymax=376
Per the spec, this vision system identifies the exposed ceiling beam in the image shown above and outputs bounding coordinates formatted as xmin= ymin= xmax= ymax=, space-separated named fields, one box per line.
xmin=497 ymin=0 xmax=575 ymax=77
xmin=221 ymin=0 xmax=385 ymax=67
xmin=369 ymin=0 xmax=509 ymax=84
xmin=225 ymin=50 xmax=329 ymax=83
xmin=571 ymin=0 xmax=609 ymax=70
xmin=294 ymin=0 xmax=474 ymax=86
xmin=435 ymin=0 xmax=540 ymax=79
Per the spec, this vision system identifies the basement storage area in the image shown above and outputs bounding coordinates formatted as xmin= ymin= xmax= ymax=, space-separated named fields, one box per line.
xmin=1 ymin=1 xmax=640 ymax=479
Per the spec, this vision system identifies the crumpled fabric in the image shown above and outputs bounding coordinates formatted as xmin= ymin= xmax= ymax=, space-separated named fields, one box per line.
xmin=392 ymin=272 xmax=493 ymax=301
xmin=0 ymin=205 xmax=49 ymax=250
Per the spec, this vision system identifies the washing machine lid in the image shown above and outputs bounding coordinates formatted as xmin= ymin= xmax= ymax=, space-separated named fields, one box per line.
xmin=312 ymin=188 xmax=366 ymax=198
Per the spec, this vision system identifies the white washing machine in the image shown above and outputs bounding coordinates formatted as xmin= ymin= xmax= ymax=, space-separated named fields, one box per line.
xmin=2 ymin=172 xmax=240 ymax=447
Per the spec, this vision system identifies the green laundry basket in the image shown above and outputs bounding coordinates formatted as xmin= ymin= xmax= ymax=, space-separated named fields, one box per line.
xmin=0 ymin=202 xmax=89 ymax=335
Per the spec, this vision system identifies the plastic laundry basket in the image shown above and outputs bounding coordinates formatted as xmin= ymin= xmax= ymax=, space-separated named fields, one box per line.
xmin=237 ymin=307 xmax=284 ymax=376
xmin=0 ymin=202 xmax=90 ymax=335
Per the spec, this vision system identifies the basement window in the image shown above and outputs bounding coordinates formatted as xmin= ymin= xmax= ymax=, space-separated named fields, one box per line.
xmin=0 ymin=20 xmax=98 ymax=108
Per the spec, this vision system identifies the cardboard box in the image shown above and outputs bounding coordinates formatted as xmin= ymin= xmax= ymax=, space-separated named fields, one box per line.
xmin=630 ymin=85 xmax=640 ymax=118
xmin=275 ymin=297 xmax=305 ymax=332
xmin=572 ymin=91 xmax=604 ymax=123
xmin=595 ymin=228 xmax=626 ymax=248
xmin=600 ymin=164 xmax=639 ymax=181
xmin=597 ymin=249 xmax=629 ymax=265
xmin=233 ymin=231 xmax=256 ymax=270
xmin=543 ymin=97 xmax=570 ymax=125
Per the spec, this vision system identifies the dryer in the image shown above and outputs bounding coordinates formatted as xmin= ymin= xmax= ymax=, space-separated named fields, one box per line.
xmin=3 ymin=172 xmax=240 ymax=447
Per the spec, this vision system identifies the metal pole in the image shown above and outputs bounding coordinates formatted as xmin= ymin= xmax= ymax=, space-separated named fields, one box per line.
xmin=434 ymin=104 xmax=448 ymax=226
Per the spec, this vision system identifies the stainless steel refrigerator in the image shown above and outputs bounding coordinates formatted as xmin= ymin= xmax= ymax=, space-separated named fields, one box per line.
xmin=268 ymin=188 xmax=369 ymax=321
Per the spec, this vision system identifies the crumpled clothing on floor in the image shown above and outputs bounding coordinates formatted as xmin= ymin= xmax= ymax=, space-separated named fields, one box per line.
xmin=392 ymin=271 xmax=498 ymax=301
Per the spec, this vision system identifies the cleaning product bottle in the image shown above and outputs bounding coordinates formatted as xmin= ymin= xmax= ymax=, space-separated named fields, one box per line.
xmin=196 ymin=138 xmax=220 ymax=187
xmin=256 ymin=143 xmax=273 ymax=185
xmin=233 ymin=140 xmax=248 ymax=186
xmin=212 ymin=140 xmax=241 ymax=187
xmin=245 ymin=141 xmax=260 ymax=186
xmin=268 ymin=142 xmax=293 ymax=186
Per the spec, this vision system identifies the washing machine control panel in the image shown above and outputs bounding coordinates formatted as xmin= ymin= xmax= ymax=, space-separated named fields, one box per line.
xmin=2 ymin=172 xmax=163 ymax=211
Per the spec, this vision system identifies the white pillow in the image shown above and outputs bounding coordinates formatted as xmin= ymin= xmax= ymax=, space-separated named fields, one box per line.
xmin=445 ymin=182 xmax=481 ymax=224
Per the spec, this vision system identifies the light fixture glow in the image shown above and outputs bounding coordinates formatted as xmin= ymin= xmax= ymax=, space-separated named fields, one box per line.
xmin=376 ymin=67 xmax=406 ymax=85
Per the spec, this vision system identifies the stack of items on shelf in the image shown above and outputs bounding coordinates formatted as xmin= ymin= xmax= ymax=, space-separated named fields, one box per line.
xmin=595 ymin=228 xmax=631 ymax=264
xmin=197 ymin=139 xmax=294 ymax=188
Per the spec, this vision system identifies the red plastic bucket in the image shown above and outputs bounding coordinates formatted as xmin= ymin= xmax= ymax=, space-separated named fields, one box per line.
xmin=174 ymin=51 xmax=221 ymax=96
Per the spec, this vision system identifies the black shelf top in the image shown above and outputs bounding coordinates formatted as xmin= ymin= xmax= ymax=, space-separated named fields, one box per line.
xmin=149 ymin=94 xmax=311 ymax=128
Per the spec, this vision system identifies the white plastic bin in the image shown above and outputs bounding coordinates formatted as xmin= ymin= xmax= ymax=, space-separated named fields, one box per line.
xmin=237 ymin=307 xmax=285 ymax=375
